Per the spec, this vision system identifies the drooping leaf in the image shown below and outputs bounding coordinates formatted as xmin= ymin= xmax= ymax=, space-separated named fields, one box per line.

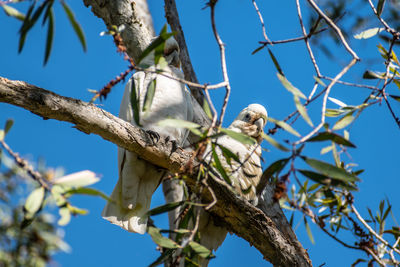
xmin=148 ymin=226 xmax=180 ymax=249
xmin=217 ymin=144 xmax=241 ymax=165
xmin=61 ymin=1 xmax=87 ymax=52
xmin=220 ymin=128 xmax=256 ymax=145
xmin=147 ymin=201 xmax=185 ymax=216
xmin=325 ymin=108 xmax=345 ymax=117
xmin=302 ymin=157 xmax=360 ymax=183
xmin=54 ymin=170 xmax=99 ymax=188
xmin=268 ymin=117 xmax=300 ymax=137
xmin=58 ymin=207 xmax=71 ymax=226
xmin=304 ymin=217 xmax=315 ymax=244
xmin=328 ymin=97 xmax=347 ymax=107
xmin=389 ymin=95 xmax=400 ymax=102
xmin=130 ymin=78 xmax=141 ymax=126
xmin=2 ymin=4 xmax=25 ymax=21
xmin=18 ymin=3 xmax=37 ymax=53
xmin=377 ymin=0 xmax=386 ymax=16
xmin=68 ymin=205 xmax=88 ymax=215
xmin=189 ymin=241 xmax=215 ymax=259
xmin=65 ymin=187 xmax=113 ymax=203
xmin=307 ymin=132 xmax=356 ymax=148
xmin=143 ymin=79 xmax=156 ymax=112
xmin=262 ymin=133 xmax=290 ymax=152
xmin=261 ymin=158 xmax=290 ymax=181
xmin=294 ymin=96 xmax=313 ymax=127
xmin=43 ymin=7 xmax=54 ymax=65
xmin=267 ymin=48 xmax=283 ymax=75
xmin=277 ymin=73 xmax=306 ymax=99
xmin=24 ymin=187 xmax=45 ymax=218
xmin=202 ymin=99 xmax=213 ymax=120
xmin=148 ymin=249 xmax=175 ymax=267
xmin=251 ymin=45 xmax=265 ymax=55
xmin=332 ymin=112 xmax=355 ymax=130
xmin=211 ymin=143 xmax=232 ymax=185
xmin=298 ymin=169 xmax=332 ymax=186
xmin=354 ymin=27 xmax=384 ymax=39
xmin=313 ymin=76 xmax=326 ymax=87
xmin=158 ymin=118 xmax=202 ymax=136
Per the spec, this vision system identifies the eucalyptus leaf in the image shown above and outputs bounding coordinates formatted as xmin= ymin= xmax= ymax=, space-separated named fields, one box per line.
xmin=211 ymin=143 xmax=232 ymax=185
xmin=262 ymin=133 xmax=290 ymax=152
xmin=268 ymin=117 xmax=300 ymax=137
xmin=294 ymin=96 xmax=313 ymax=127
xmin=2 ymin=4 xmax=25 ymax=21
xmin=24 ymin=187 xmax=45 ymax=218
xmin=158 ymin=118 xmax=202 ymax=136
xmin=220 ymin=128 xmax=256 ymax=145
xmin=307 ymin=132 xmax=356 ymax=148
xmin=143 ymin=79 xmax=156 ymax=112
xmin=268 ymin=48 xmax=284 ymax=75
xmin=147 ymin=201 xmax=185 ymax=216
xmin=277 ymin=73 xmax=306 ymax=99
xmin=43 ymin=7 xmax=54 ymax=65
xmin=61 ymin=1 xmax=86 ymax=52
xmin=148 ymin=226 xmax=180 ymax=249
xmin=4 ymin=119 xmax=13 ymax=135
xmin=354 ymin=27 xmax=383 ymax=39
xmin=189 ymin=241 xmax=215 ymax=259
xmin=58 ymin=207 xmax=71 ymax=226
xmin=332 ymin=113 xmax=355 ymax=130
xmin=54 ymin=170 xmax=99 ymax=188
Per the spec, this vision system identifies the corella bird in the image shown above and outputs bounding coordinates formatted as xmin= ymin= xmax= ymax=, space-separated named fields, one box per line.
xmin=102 ymin=37 xmax=193 ymax=234
xmin=165 ymin=104 xmax=268 ymax=265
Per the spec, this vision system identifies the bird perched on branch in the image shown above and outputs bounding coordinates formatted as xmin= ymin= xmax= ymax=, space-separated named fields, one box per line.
xmin=102 ymin=37 xmax=193 ymax=234
xmin=165 ymin=104 xmax=268 ymax=266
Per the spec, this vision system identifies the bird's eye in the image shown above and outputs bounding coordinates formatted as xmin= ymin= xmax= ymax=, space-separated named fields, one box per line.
xmin=244 ymin=114 xmax=251 ymax=121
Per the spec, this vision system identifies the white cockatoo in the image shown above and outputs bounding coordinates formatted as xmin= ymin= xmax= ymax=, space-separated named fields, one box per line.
xmin=102 ymin=37 xmax=193 ymax=234
xmin=164 ymin=104 xmax=268 ymax=266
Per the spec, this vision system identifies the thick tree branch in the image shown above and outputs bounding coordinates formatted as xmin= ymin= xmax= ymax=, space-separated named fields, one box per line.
xmin=0 ymin=76 xmax=311 ymax=266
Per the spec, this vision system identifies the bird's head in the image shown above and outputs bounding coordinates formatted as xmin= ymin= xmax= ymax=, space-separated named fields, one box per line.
xmin=140 ymin=36 xmax=180 ymax=68
xmin=229 ymin=104 xmax=268 ymax=144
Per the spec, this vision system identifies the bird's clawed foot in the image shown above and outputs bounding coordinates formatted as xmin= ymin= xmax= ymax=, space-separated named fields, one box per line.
xmin=146 ymin=130 xmax=160 ymax=146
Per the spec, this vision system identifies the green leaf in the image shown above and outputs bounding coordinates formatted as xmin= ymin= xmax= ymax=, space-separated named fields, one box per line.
xmin=2 ymin=4 xmax=25 ymax=21
xmin=68 ymin=205 xmax=88 ymax=215
xmin=363 ymin=70 xmax=384 ymax=79
xmin=202 ymin=99 xmax=213 ymax=120
xmin=307 ymin=132 xmax=356 ymax=148
xmin=332 ymin=113 xmax=355 ymax=130
xmin=61 ymin=1 xmax=86 ymax=52
xmin=267 ymin=48 xmax=283 ymax=75
xmin=302 ymin=157 xmax=360 ymax=183
xmin=377 ymin=0 xmax=385 ymax=16
xmin=211 ymin=143 xmax=232 ymax=185
xmin=268 ymin=117 xmax=301 ymax=137
xmin=189 ymin=241 xmax=215 ymax=259
xmin=217 ymin=144 xmax=241 ymax=165
xmin=130 ymin=78 xmax=141 ymax=126
xmin=148 ymin=249 xmax=175 ymax=267
xmin=18 ymin=3 xmax=36 ymax=53
xmin=220 ymin=128 xmax=256 ymax=145
xmin=24 ymin=187 xmax=45 ymax=218
xmin=158 ymin=118 xmax=202 ymax=136
xmin=4 ymin=119 xmax=13 ymax=135
xmin=354 ymin=28 xmax=384 ymax=39
xmin=304 ymin=217 xmax=315 ymax=244
xmin=54 ymin=170 xmax=99 ymax=188
xmin=261 ymin=158 xmax=290 ymax=181
xmin=143 ymin=79 xmax=156 ymax=112
xmin=148 ymin=226 xmax=180 ymax=249
xmin=262 ymin=133 xmax=290 ymax=152
xmin=251 ymin=45 xmax=265 ymax=55
xmin=58 ymin=207 xmax=71 ymax=226
xmin=65 ymin=187 xmax=113 ymax=203
xmin=320 ymin=145 xmax=333 ymax=155
xmin=147 ymin=201 xmax=185 ymax=216
xmin=137 ymin=24 xmax=175 ymax=65
xmin=43 ymin=7 xmax=54 ymax=65
xmin=294 ymin=96 xmax=313 ymax=127
xmin=325 ymin=108 xmax=345 ymax=117
xmin=0 ymin=130 xmax=4 ymax=141
xmin=313 ymin=76 xmax=326 ymax=87
xmin=389 ymin=95 xmax=400 ymax=102
xmin=298 ymin=169 xmax=332 ymax=186
xmin=277 ymin=73 xmax=306 ymax=99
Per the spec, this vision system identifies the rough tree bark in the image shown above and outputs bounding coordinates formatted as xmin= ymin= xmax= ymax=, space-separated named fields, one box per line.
xmin=1 ymin=0 xmax=312 ymax=266
xmin=0 ymin=77 xmax=311 ymax=266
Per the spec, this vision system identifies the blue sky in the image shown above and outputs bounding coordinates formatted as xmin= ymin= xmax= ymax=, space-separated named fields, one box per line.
xmin=1 ymin=1 xmax=399 ymax=266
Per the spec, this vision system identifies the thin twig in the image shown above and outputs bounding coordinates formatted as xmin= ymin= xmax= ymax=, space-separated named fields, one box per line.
xmin=295 ymin=0 xmax=321 ymax=77
xmin=351 ymin=204 xmax=400 ymax=256
xmin=321 ymin=76 xmax=380 ymax=91
xmin=366 ymin=0 xmax=397 ymax=34
xmin=306 ymin=0 xmax=360 ymax=60
xmin=251 ymin=0 xmax=271 ymax=43
xmin=294 ymin=58 xmax=358 ymax=145
xmin=209 ymin=1 xmax=231 ymax=127
xmin=363 ymin=246 xmax=387 ymax=267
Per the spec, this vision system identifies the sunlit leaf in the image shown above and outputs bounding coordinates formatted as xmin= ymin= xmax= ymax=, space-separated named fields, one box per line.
xmin=2 ymin=4 xmax=25 ymax=21
xmin=218 ymin=144 xmax=241 ymax=165
xmin=189 ymin=241 xmax=215 ymax=259
xmin=325 ymin=108 xmax=345 ymax=117
xmin=304 ymin=217 xmax=315 ymax=244
xmin=158 ymin=118 xmax=202 ymax=136
xmin=68 ymin=205 xmax=88 ymax=215
xmin=24 ymin=187 xmax=45 ymax=218
xmin=262 ymin=133 xmax=290 ymax=152
xmin=61 ymin=1 xmax=86 ymax=51
xmin=58 ymin=207 xmax=71 ymax=226
xmin=294 ymin=96 xmax=313 ymax=127
xmin=313 ymin=76 xmax=326 ymax=87
xmin=54 ymin=170 xmax=99 ymax=188
xmin=277 ymin=73 xmax=307 ymax=99
xmin=302 ymin=157 xmax=360 ymax=183
xmin=65 ymin=187 xmax=113 ymax=203
xmin=363 ymin=70 xmax=384 ymax=79
xmin=148 ymin=226 xmax=180 ymax=249
xmin=320 ymin=145 xmax=333 ymax=155
xmin=354 ymin=27 xmax=384 ymax=39
xmin=147 ymin=201 xmax=185 ymax=216
xmin=268 ymin=117 xmax=300 ymax=137
xmin=220 ymin=128 xmax=256 ymax=145
xmin=307 ymin=132 xmax=356 ymax=147
xmin=332 ymin=113 xmax=355 ymax=130
xmin=328 ymin=97 xmax=347 ymax=107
